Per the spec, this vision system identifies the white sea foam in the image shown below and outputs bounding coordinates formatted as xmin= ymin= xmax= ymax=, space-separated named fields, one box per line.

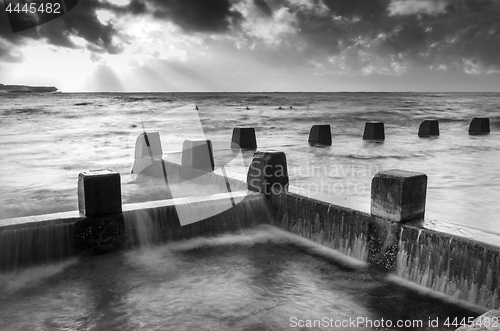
xmin=123 ymin=225 xmax=367 ymax=273
xmin=0 ymin=258 xmax=78 ymax=296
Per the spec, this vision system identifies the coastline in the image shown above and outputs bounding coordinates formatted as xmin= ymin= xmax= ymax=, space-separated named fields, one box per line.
xmin=0 ymin=83 xmax=58 ymax=93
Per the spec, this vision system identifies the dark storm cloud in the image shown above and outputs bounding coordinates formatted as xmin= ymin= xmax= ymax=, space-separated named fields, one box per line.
xmin=147 ymin=0 xmax=243 ymax=33
xmin=101 ymin=0 xmax=244 ymax=32
xmin=253 ymin=0 xmax=273 ymax=17
xmin=282 ymin=0 xmax=389 ymax=60
xmin=0 ymin=0 xmax=120 ymax=54
xmin=126 ymin=0 xmax=148 ymax=14
xmin=386 ymin=0 xmax=500 ymax=70
xmin=283 ymin=0 xmax=500 ymax=72
xmin=0 ymin=0 xmax=499 ymax=73
xmin=39 ymin=0 xmax=121 ymax=53
xmin=0 ymin=0 xmax=242 ymax=58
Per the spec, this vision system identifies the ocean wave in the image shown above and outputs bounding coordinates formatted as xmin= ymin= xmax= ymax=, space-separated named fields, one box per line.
xmin=342 ymin=153 xmax=424 ymax=160
xmin=1 ymin=108 xmax=54 ymax=116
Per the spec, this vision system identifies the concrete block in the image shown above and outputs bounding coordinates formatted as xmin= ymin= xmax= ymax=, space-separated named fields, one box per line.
xmin=78 ymin=170 xmax=122 ymax=217
xmin=418 ymin=120 xmax=440 ymax=137
xmin=134 ymin=132 xmax=163 ymax=159
xmin=247 ymin=151 xmax=288 ymax=195
xmin=231 ymin=127 xmax=257 ymax=149
xmin=469 ymin=117 xmax=490 ymax=135
xmin=181 ymin=140 xmax=214 ymax=172
xmin=371 ymin=169 xmax=427 ymax=223
xmin=363 ymin=121 xmax=385 ymax=140
xmin=367 ymin=218 xmax=401 ymax=271
xmin=308 ymin=124 xmax=332 ymax=145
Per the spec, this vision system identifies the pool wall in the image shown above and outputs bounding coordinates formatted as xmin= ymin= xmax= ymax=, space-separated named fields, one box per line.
xmin=267 ymin=192 xmax=500 ymax=310
xmin=0 ymin=192 xmax=270 ymax=271
xmin=246 ymin=148 xmax=500 ymax=310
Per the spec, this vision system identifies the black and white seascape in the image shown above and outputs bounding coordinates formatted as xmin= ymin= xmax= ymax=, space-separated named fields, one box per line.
xmin=1 ymin=1 xmax=500 ymax=330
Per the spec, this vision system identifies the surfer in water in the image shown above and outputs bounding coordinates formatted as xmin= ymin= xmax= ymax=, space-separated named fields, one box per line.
xmin=278 ymin=106 xmax=283 ymax=110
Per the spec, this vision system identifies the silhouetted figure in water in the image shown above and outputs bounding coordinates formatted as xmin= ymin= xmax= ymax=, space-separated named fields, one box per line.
xmin=195 ymin=104 xmax=199 ymax=111
xmin=289 ymin=106 xmax=293 ymax=109
xmin=246 ymin=106 xmax=250 ymax=110
xmin=278 ymin=106 xmax=283 ymax=110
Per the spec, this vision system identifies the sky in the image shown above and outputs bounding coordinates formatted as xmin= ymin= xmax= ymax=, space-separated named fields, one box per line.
xmin=0 ymin=0 xmax=499 ymax=92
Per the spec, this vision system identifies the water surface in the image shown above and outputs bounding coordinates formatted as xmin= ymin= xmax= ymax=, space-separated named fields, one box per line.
xmin=1 ymin=92 xmax=499 ymax=244
xmin=0 ymin=229 xmax=479 ymax=331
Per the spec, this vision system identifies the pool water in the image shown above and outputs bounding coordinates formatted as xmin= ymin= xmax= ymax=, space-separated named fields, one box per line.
xmin=0 ymin=228 xmax=479 ymax=331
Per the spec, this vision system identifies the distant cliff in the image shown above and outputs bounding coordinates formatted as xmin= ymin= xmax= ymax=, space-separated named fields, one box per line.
xmin=0 ymin=83 xmax=58 ymax=93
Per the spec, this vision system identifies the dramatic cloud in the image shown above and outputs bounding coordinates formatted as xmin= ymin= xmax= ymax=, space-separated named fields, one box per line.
xmin=236 ymin=1 xmax=299 ymax=46
xmin=388 ymin=0 xmax=450 ymax=16
xmin=0 ymin=0 xmax=120 ymax=53
xmin=287 ymin=0 xmax=500 ymax=74
xmin=0 ymin=39 xmax=23 ymax=62
xmin=1 ymin=0 xmax=499 ymax=91
xmin=253 ymin=0 xmax=273 ymax=17
xmin=147 ymin=0 xmax=243 ymax=33
xmin=40 ymin=0 xmax=121 ymax=53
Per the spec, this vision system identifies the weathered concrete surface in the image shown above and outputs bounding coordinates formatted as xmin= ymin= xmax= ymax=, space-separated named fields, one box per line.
xmin=181 ymin=140 xmax=215 ymax=173
xmin=371 ymin=170 xmax=427 ymax=222
xmin=308 ymin=124 xmax=332 ymax=145
xmin=247 ymin=151 xmax=289 ymax=196
xmin=456 ymin=310 xmax=500 ymax=330
xmin=267 ymin=191 xmax=500 ymax=309
xmin=132 ymin=132 xmax=163 ymax=175
xmin=367 ymin=216 xmax=401 ymax=271
xmin=398 ymin=225 xmax=500 ymax=309
xmin=231 ymin=127 xmax=257 ymax=149
xmin=363 ymin=121 xmax=385 ymax=140
xmin=78 ymin=170 xmax=122 ymax=217
xmin=418 ymin=120 xmax=440 ymax=137
xmin=268 ymin=193 xmax=370 ymax=262
xmin=469 ymin=118 xmax=490 ymax=135
xmin=0 ymin=192 xmax=270 ymax=271
xmin=268 ymin=192 xmax=406 ymax=271
xmin=134 ymin=132 xmax=163 ymax=159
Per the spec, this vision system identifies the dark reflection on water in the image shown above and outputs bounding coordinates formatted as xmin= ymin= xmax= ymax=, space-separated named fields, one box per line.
xmin=0 ymin=236 xmax=478 ymax=331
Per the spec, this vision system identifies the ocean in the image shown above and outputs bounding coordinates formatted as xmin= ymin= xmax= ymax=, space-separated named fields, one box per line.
xmin=1 ymin=92 xmax=499 ymax=245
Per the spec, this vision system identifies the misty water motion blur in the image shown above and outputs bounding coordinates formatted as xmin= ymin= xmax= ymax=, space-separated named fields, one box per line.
xmin=0 ymin=92 xmax=499 ymax=245
xmin=0 ymin=227 xmax=481 ymax=330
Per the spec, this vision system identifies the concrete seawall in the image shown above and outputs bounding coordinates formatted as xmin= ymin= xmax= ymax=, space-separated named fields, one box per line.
xmin=267 ymin=192 xmax=500 ymax=310
xmin=398 ymin=225 xmax=500 ymax=309
xmin=0 ymin=192 xmax=270 ymax=271
xmin=268 ymin=192 xmax=369 ymax=262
